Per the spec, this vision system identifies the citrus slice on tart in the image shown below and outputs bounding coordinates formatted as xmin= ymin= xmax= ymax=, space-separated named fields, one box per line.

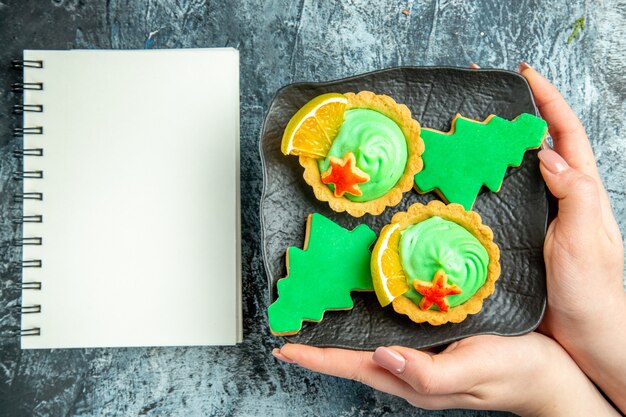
xmin=371 ymin=222 xmax=409 ymax=306
xmin=281 ymin=93 xmax=348 ymax=158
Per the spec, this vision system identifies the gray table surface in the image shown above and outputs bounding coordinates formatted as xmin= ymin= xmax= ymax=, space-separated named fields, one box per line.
xmin=1 ymin=0 xmax=624 ymax=416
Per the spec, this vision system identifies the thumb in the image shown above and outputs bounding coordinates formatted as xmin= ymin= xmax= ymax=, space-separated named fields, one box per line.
xmin=372 ymin=343 xmax=482 ymax=396
xmin=538 ymin=149 xmax=602 ymax=230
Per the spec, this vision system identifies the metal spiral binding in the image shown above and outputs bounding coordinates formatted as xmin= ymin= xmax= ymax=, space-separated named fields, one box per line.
xmin=14 ymin=126 xmax=43 ymax=136
xmin=13 ymin=215 xmax=43 ymax=224
xmin=13 ymin=104 xmax=43 ymax=114
xmin=13 ymin=170 xmax=43 ymax=180
xmin=13 ymin=148 xmax=43 ymax=157
xmin=13 ymin=57 xmax=44 ymax=338
xmin=21 ymin=305 xmax=42 ymax=314
xmin=13 ymin=192 xmax=43 ymax=202
xmin=11 ymin=59 xmax=43 ymax=69
xmin=20 ymin=328 xmax=41 ymax=337
xmin=22 ymin=282 xmax=42 ymax=290
xmin=11 ymin=82 xmax=43 ymax=92
xmin=22 ymin=260 xmax=42 ymax=268
xmin=13 ymin=237 xmax=42 ymax=246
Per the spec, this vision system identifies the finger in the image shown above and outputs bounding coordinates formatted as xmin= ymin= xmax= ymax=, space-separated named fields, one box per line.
xmin=518 ymin=63 xmax=597 ymax=176
xmin=538 ymin=149 xmax=603 ymax=232
xmin=277 ymin=344 xmax=480 ymax=410
xmin=272 ymin=348 xmax=296 ymax=363
xmin=276 ymin=344 xmax=417 ymax=400
xmin=469 ymin=63 xmax=480 ymax=69
xmin=521 ymin=63 xmax=620 ymax=238
xmin=374 ymin=345 xmax=486 ymax=397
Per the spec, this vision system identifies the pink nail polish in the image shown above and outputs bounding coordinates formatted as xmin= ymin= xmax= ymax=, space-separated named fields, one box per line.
xmin=373 ymin=347 xmax=406 ymax=374
xmin=540 ymin=138 xmax=553 ymax=150
xmin=538 ymin=149 xmax=569 ymax=174
xmin=518 ymin=62 xmax=532 ymax=73
xmin=272 ymin=348 xmax=296 ymax=364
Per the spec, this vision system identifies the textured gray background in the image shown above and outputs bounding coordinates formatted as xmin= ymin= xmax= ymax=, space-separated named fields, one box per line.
xmin=0 ymin=0 xmax=624 ymax=416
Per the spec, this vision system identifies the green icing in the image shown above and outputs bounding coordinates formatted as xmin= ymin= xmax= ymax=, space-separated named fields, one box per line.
xmin=399 ymin=216 xmax=489 ymax=309
xmin=414 ymin=113 xmax=548 ymax=210
xmin=318 ymin=109 xmax=408 ymax=202
xmin=267 ymin=213 xmax=376 ymax=335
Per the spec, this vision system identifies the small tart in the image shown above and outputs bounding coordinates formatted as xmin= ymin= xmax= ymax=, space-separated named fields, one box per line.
xmin=372 ymin=200 xmax=501 ymax=325
xmin=300 ymin=91 xmax=424 ymax=217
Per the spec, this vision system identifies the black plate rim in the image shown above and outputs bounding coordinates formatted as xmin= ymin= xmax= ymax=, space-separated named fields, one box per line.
xmin=258 ymin=65 xmax=551 ymax=348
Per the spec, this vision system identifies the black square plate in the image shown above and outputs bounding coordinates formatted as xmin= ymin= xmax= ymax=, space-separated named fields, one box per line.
xmin=260 ymin=67 xmax=547 ymax=350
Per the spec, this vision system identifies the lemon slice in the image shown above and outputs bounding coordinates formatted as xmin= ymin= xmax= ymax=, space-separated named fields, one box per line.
xmin=281 ymin=93 xmax=348 ymax=158
xmin=371 ymin=222 xmax=409 ymax=306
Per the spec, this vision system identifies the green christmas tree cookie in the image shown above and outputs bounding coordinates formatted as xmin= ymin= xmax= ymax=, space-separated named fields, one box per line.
xmin=268 ymin=213 xmax=376 ymax=336
xmin=414 ymin=113 xmax=548 ymax=210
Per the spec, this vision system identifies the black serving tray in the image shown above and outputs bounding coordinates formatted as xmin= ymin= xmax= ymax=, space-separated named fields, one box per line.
xmin=260 ymin=67 xmax=547 ymax=350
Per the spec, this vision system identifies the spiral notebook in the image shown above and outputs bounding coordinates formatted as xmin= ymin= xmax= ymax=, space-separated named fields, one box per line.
xmin=17 ymin=49 xmax=241 ymax=349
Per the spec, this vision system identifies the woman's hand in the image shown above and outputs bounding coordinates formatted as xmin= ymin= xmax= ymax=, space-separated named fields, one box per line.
xmin=274 ymin=333 xmax=618 ymax=416
xmin=519 ymin=63 xmax=626 ymax=411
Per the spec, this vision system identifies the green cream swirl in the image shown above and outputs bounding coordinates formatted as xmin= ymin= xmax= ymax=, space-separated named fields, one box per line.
xmin=318 ymin=109 xmax=408 ymax=202
xmin=399 ymin=216 xmax=489 ymax=309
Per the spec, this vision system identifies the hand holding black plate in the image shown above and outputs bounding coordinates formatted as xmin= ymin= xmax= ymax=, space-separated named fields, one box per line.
xmin=260 ymin=67 xmax=547 ymax=350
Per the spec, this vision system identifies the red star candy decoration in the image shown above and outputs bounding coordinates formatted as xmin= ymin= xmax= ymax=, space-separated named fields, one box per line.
xmin=412 ymin=269 xmax=462 ymax=312
xmin=321 ymin=151 xmax=370 ymax=197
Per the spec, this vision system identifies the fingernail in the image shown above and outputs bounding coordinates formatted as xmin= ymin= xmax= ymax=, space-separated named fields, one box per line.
xmin=518 ymin=62 xmax=532 ymax=73
xmin=373 ymin=347 xmax=406 ymax=374
xmin=469 ymin=63 xmax=480 ymax=69
xmin=540 ymin=137 xmax=553 ymax=150
xmin=272 ymin=348 xmax=296 ymax=364
xmin=538 ymin=149 xmax=569 ymax=174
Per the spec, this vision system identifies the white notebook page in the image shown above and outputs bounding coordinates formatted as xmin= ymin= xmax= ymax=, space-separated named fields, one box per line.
xmin=21 ymin=49 xmax=241 ymax=348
